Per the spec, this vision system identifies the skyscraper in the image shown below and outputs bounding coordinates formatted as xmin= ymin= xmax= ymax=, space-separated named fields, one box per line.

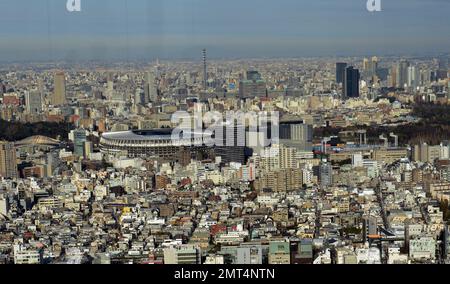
xmin=343 ymin=66 xmax=360 ymax=99
xmin=0 ymin=142 xmax=18 ymax=179
xmin=73 ymin=129 xmax=87 ymax=157
xmin=366 ymin=56 xmax=379 ymax=80
xmin=106 ymin=79 xmax=114 ymax=100
xmin=363 ymin=58 xmax=370 ymax=71
xmin=202 ymin=49 xmax=207 ymax=91
xmin=447 ymin=81 xmax=450 ymax=100
xmin=84 ymin=141 xmax=93 ymax=159
xmin=336 ymin=62 xmax=347 ymax=84
xmin=437 ymin=56 xmax=448 ymax=80
xmin=319 ymin=161 xmax=333 ymax=188
xmin=214 ymin=121 xmax=246 ymax=165
xmin=407 ymin=66 xmax=420 ymax=90
xmin=389 ymin=65 xmax=397 ymax=88
xmin=52 ymin=72 xmax=67 ymax=106
xmin=25 ymin=90 xmax=42 ymax=114
xmin=438 ymin=56 xmax=449 ymax=71
xmin=396 ymin=60 xmax=410 ymax=88
xmin=144 ymin=71 xmax=158 ymax=103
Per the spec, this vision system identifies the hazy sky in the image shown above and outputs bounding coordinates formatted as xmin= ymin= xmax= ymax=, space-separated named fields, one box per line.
xmin=0 ymin=0 xmax=449 ymax=61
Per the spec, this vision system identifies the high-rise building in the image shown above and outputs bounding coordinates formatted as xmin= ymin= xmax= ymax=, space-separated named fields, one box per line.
xmin=214 ymin=121 xmax=246 ymax=165
xmin=319 ymin=161 xmax=333 ymax=188
xmin=25 ymin=90 xmax=42 ymax=114
xmin=388 ymin=65 xmax=397 ymax=88
xmin=407 ymin=66 xmax=420 ymax=90
xmin=343 ymin=66 xmax=360 ymax=98
xmin=0 ymin=194 xmax=9 ymax=216
xmin=279 ymin=121 xmax=313 ymax=151
xmin=412 ymin=143 xmax=447 ymax=163
xmin=438 ymin=56 xmax=449 ymax=71
xmin=255 ymin=168 xmax=303 ymax=192
xmin=202 ymin=49 xmax=207 ymax=91
xmin=52 ymin=72 xmax=66 ymax=106
xmin=445 ymin=225 xmax=450 ymax=260
xmin=396 ymin=60 xmax=410 ymax=88
xmin=84 ymin=141 xmax=93 ymax=159
xmin=106 ymin=79 xmax=114 ymax=100
xmin=363 ymin=58 xmax=370 ymax=71
xmin=0 ymin=142 xmax=18 ymax=179
xmin=336 ymin=62 xmax=347 ymax=84
xmin=239 ymin=71 xmax=266 ymax=99
xmin=436 ymin=57 xmax=448 ymax=80
xmin=447 ymin=81 xmax=450 ymax=99
xmin=371 ymin=56 xmax=379 ymax=74
xmin=364 ymin=56 xmax=379 ymax=81
xmin=73 ymin=129 xmax=87 ymax=157
xmin=144 ymin=71 xmax=158 ymax=103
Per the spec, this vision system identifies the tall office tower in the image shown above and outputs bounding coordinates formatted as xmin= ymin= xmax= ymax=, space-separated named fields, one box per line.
xmin=368 ymin=56 xmax=379 ymax=79
xmin=363 ymin=58 xmax=370 ymax=71
xmin=134 ymin=88 xmax=144 ymax=106
xmin=396 ymin=60 xmax=410 ymax=88
xmin=407 ymin=66 xmax=420 ymax=90
xmin=388 ymin=65 xmax=397 ymax=87
xmin=363 ymin=57 xmax=378 ymax=82
xmin=395 ymin=64 xmax=401 ymax=88
xmin=52 ymin=71 xmax=67 ymax=106
xmin=144 ymin=71 xmax=158 ymax=103
xmin=0 ymin=142 xmax=18 ymax=179
xmin=25 ymin=90 xmax=42 ymax=114
xmin=445 ymin=225 xmax=450 ymax=260
xmin=438 ymin=56 xmax=449 ymax=71
xmin=279 ymin=121 xmax=313 ymax=151
xmin=343 ymin=66 xmax=360 ymax=99
xmin=106 ymin=80 xmax=114 ymax=100
xmin=239 ymin=70 xmax=267 ymax=99
xmin=73 ymin=129 xmax=87 ymax=157
xmin=436 ymin=56 xmax=448 ymax=80
xmin=420 ymin=68 xmax=431 ymax=86
xmin=214 ymin=121 xmax=246 ymax=165
xmin=447 ymin=81 xmax=450 ymax=100
xmin=336 ymin=62 xmax=347 ymax=84
xmin=371 ymin=56 xmax=379 ymax=72
xmin=84 ymin=141 xmax=93 ymax=159
xmin=202 ymin=49 xmax=207 ymax=91
xmin=319 ymin=161 xmax=333 ymax=188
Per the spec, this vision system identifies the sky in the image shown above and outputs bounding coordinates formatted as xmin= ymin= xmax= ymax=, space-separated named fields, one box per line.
xmin=0 ymin=0 xmax=449 ymax=61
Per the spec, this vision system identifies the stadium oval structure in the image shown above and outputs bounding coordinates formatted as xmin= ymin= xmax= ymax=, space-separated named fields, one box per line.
xmin=99 ymin=129 xmax=213 ymax=160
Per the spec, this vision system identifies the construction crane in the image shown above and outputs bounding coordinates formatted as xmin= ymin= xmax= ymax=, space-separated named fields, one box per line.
xmin=390 ymin=133 xmax=398 ymax=148
xmin=379 ymin=134 xmax=388 ymax=148
xmin=356 ymin=130 xmax=367 ymax=146
xmin=322 ymin=137 xmax=331 ymax=155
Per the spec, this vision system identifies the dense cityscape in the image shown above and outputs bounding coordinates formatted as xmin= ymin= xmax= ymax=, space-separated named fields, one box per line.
xmin=0 ymin=53 xmax=449 ymax=264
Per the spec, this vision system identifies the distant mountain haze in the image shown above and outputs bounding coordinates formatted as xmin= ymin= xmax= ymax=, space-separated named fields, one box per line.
xmin=0 ymin=0 xmax=448 ymax=61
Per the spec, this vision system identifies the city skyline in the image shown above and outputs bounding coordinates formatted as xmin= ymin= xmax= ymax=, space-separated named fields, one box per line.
xmin=1 ymin=0 xmax=450 ymax=268
xmin=0 ymin=0 xmax=449 ymax=61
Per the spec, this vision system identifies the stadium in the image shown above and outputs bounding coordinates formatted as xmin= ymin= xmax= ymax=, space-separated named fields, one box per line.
xmin=99 ymin=129 xmax=213 ymax=161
